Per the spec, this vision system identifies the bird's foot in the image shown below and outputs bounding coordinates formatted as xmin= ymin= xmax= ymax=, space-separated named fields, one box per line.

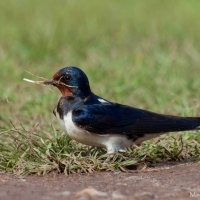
xmin=101 ymin=148 xmax=126 ymax=162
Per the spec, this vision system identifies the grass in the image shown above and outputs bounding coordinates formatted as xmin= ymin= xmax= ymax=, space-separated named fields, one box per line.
xmin=0 ymin=0 xmax=200 ymax=175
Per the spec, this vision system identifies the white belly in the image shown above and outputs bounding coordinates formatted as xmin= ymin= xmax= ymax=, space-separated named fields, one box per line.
xmin=55 ymin=111 xmax=132 ymax=153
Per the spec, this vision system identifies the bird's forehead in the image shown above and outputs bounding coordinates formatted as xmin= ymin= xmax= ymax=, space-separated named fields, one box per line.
xmin=53 ymin=68 xmax=71 ymax=79
xmin=53 ymin=71 xmax=64 ymax=79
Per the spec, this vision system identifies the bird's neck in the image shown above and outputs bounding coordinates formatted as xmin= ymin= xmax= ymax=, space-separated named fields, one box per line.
xmin=71 ymin=84 xmax=92 ymax=99
xmin=56 ymin=96 xmax=84 ymax=119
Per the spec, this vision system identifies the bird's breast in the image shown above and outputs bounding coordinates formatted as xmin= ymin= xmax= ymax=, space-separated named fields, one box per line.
xmin=55 ymin=111 xmax=132 ymax=152
xmin=62 ymin=111 xmax=106 ymax=147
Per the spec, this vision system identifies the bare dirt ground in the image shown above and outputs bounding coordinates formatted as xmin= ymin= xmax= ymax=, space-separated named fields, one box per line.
xmin=0 ymin=162 xmax=199 ymax=200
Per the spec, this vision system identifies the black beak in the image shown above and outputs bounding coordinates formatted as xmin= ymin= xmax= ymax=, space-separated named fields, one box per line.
xmin=43 ymin=79 xmax=55 ymax=85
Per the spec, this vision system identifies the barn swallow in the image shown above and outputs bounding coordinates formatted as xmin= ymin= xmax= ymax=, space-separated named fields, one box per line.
xmin=44 ymin=66 xmax=200 ymax=153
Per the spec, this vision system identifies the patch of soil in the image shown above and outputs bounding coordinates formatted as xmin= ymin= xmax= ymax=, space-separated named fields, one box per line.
xmin=0 ymin=162 xmax=199 ymax=200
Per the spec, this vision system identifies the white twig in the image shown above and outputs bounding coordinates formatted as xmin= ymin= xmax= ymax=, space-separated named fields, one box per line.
xmin=23 ymin=78 xmax=44 ymax=84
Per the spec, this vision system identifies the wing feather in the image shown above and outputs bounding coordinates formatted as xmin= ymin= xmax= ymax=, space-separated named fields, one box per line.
xmin=72 ymin=103 xmax=200 ymax=136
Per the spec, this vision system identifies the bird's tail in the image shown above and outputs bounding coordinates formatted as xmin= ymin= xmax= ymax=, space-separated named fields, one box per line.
xmin=133 ymin=112 xmax=200 ymax=134
xmin=132 ymin=112 xmax=200 ymax=144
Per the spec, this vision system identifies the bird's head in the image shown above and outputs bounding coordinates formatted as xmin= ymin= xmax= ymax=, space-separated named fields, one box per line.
xmin=44 ymin=66 xmax=91 ymax=98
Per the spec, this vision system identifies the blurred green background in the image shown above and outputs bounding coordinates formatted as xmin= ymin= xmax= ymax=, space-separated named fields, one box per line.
xmin=1 ymin=0 xmax=200 ymax=129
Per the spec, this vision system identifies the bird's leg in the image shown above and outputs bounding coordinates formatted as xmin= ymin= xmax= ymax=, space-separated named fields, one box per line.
xmin=101 ymin=153 xmax=115 ymax=162
xmin=102 ymin=148 xmax=127 ymax=162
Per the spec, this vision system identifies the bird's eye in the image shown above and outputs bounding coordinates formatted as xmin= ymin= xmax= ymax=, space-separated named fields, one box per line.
xmin=64 ymin=74 xmax=72 ymax=81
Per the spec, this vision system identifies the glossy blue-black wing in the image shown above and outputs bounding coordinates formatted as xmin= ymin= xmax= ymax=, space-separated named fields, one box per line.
xmin=72 ymin=103 xmax=200 ymax=136
xmin=72 ymin=103 xmax=144 ymax=134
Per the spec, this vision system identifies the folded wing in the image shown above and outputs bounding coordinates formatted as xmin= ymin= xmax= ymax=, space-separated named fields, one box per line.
xmin=72 ymin=103 xmax=200 ymax=136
